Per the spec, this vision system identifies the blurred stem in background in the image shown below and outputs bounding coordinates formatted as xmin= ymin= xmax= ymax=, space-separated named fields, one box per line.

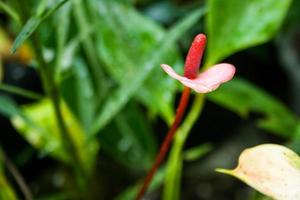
xmin=1 ymin=148 xmax=33 ymax=200
xmin=0 ymin=84 xmax=42 ymax=100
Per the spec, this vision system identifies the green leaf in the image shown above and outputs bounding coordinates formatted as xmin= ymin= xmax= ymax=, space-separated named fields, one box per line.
xmin=53 ymin=2 xmax=71 ymax=82
xmin=73 ymin=0 xmax=108 ymax=102
xmin=206 ymin=0 xmax=292 ymax=65
xmin=96 ymin=0 xmax=182 ymax=123
xmin=183 ymin=143 xmax=212 ymax=162
xmin=92 ymin=6 xmax=206 ymax=135
xmin=11 ymin=99 xmax=99 ymax=173
xmin=0 ymin=96 xmax=21 ymax=118
xmin=100 ymin=104 xmax=157 ymax=170
xmin=208 ymin=78 xmax=299 ymax=137
xmin=61 ymin=59 xmax=96 ymax=134
xmin=11 ymin=0 xmax=70 ymax=53
xmin=216 ymin=144 xmax=300 ymax=200
xmin=62 ymin=59 xmax=157 ymax=170
xmin=0 ymin=2 xmax=20 ymax=24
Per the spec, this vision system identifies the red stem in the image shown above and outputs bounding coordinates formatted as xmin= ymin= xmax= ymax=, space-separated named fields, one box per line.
xmin=134 ymin=87 xmax=191 ymax=200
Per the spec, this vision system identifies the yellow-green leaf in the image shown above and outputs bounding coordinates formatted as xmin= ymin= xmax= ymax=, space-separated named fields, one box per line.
xmin=11 ymin=99 xmax=99 ymax=173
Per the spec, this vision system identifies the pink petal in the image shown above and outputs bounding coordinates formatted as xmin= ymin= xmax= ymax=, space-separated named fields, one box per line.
xmin=160 ymin=63 xmax=235 ymax=93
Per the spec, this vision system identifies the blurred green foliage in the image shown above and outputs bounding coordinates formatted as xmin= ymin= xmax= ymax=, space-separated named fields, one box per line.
xmin=11 ymin=99 xmax=99 ymax=173
xmin=0 ymin=0 xmax=299 ymax=199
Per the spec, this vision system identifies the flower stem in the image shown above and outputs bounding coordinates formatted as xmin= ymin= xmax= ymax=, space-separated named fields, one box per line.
xmin=163 ymin=94 xmax=205 ymax=199
xmin=135 ymin=86 xmax=191 ymax=200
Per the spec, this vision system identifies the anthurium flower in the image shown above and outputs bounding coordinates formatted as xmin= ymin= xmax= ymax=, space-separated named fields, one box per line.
xmin=135 ymin=33 xmax=236 ymax=200
xmin=216 ymin=144 xmax=300 ymax=200
xmin=161 ymin=34 xmax=235 ymax=93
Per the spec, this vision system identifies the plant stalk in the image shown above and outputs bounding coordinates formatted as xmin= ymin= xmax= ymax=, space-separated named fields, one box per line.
xmin=163 ymin=94 xmax=205 ymax=199
xmin=135 ymin=86 xmax=191 ymax=200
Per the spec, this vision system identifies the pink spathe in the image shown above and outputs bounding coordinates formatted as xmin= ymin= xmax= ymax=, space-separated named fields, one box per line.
xmin=161 ymin=63 xmax=236 ymax=93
